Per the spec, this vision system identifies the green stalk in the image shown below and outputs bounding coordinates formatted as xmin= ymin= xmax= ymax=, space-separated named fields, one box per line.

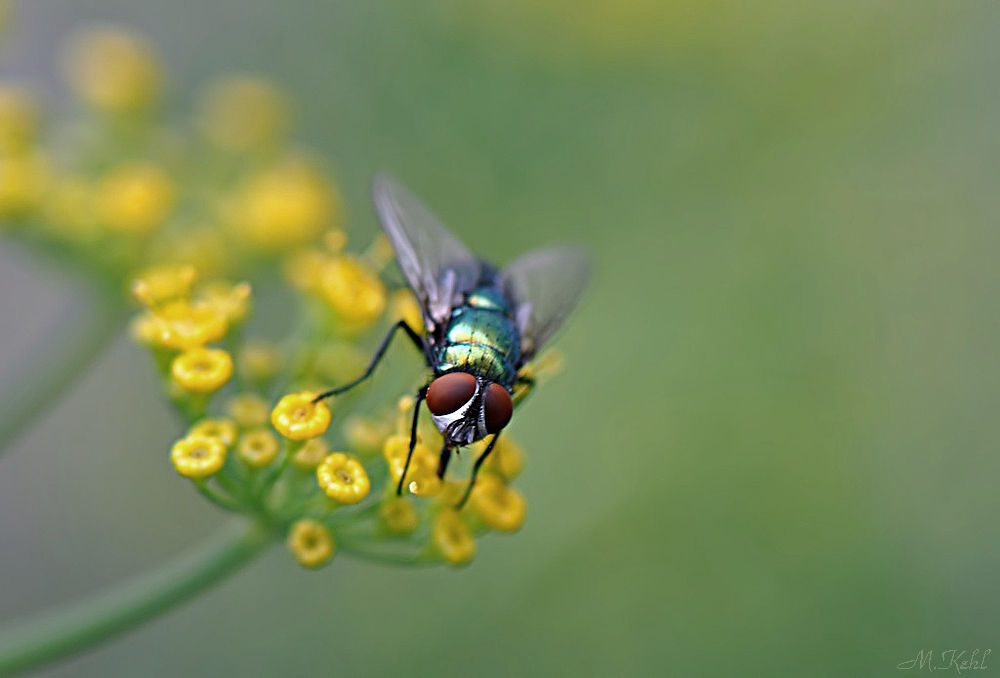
xmin=0 ymin=289 xmax=126 ymax=455
xmin=0 ymin=521 xmax=275 ymax=676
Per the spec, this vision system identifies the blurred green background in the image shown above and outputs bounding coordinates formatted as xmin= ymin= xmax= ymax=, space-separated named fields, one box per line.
xmin=1 ymin=0 xmax=998 ymax=675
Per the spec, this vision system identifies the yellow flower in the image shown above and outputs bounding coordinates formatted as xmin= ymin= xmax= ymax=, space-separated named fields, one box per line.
xmin=316 ymin=452 xmax=370 ymax=504
xmin=188 ymin=418 xmax=238 ymax=448
xmin=344 ymin=415 xmax=390 ymax=453
xmin=433 ymin=510 xmax=476 ymax=566
xmin=318 ymin=254 xmax=387 ymax=329
xmin=237 ymin=340 xmax=281 ymax=383
xmin=313 ymin=341 xmax=368 ymax=386
xmin=226 ymin=158 xmax=337 ymax=251
xmin=147 ymin=228 xmax=230 ymax=280
xmin=199 ymin=281 xmax=252 ymax=324
xmin=97 ymin=163 xmax=175 ymax=235
xmin=197 ymin=76 xmax=289 ymax=152
xmin=364 ymin=233 xmax=395 ymax=271
xmin=470 ymin=475 xmax=527 ymax=533
xmin=170 ymin=434 xmax=227 ymax=479
xmin=379 ymin=497 xmax=418 ymax=535
xmin=271 ymin=392 xmax=331 ymax=440
xmin=0 ymin=151 xmax=47 ymax=217
xmin=389 ymin=289 xmax=425 ymax=334
xmin=0 ymin=86 xmax=38 ymax=154
xmin=237 ymin=428 xmax=280 ymax=468
xmin=61 ymin=26 xmax=160 ymax=113
xmin=286 ymin=519 xmax=334 ymax=569
xmin=382 ymin=434 xmax=441 ymax=497
xmin=482 ymin=436 xmax=524 ymax=481
xmin=226 ymin=394 xmax=270 ymax=428
xmin=130 ymin=264 xmax=197 ymax=308
xmin=137 ymin=300 xmax=228 ymax=350
xmin=171 ymin=347 xmax=234 ymax=393
xmin=291 ymin=437 xmax=329 ymax=471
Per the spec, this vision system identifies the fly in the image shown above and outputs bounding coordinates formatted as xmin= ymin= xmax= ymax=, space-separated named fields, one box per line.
xmin=314 ymin=175 xmax=590 ymax=507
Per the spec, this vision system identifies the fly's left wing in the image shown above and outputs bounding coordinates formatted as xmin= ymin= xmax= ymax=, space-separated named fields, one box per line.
xmin=372 ymin=175 xmax=482 ymax=329
xmin=500 ymin=246 xmax=591 ymax=362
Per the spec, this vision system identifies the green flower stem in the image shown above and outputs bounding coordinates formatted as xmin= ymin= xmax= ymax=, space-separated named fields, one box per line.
xmin=0 ymin=521 xmax=275 ymax=677
xmin=0 ymin=289 xmax=126 ymax=456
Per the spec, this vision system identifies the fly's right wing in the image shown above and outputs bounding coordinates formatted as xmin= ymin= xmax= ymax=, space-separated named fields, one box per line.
xmin=372 ymin=175 xmax=482 ymax=330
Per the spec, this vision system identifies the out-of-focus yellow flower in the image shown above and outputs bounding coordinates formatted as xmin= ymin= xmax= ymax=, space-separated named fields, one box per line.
xmin=271 ymin=392 xmax=331 ymax=440
xmin=198 ymin=76 xmax=289 ymax=152
xmin=364 ymin=233 xmax=395 ymax=272
xmin=148 ymin=228 xmax=230 ymax=280
xmin=189 ymin=418 xmax=238 ymax=448
xmin=97 ymin=163 xmax=175 ymax=235
xmin=380 ymin=497 xmax=418 ymax=535
xmin=226 ymin=158 xmax=337 ymax=251
xmin=134 ymin=300 xmax=228 ymax=350
xmin=389 ymin=288 xmax=425 ymax=334
xmin=237 ymin=340 xmax=281 ymax=383
xmin=291 ymin=437 xmax=329 ymax=471
xmin=318 ymin=254 xmax=387 ymax=329
xmin=344 ymin=415 xmax=390 ymax=453
xmin=237 ymin=428 xmax=280 ymax=467
xmin=470 ymin=474 xmax=526 ymax=533
xmin=199 ymin=281 xmax=252 ymax=324
xmin=170 ymin=434 xmax=227 ymax=479
xmin=0 ymin=151 xmax=47 ymax=216
xmin=316 ymin=452 xmax=370 ymax=504
xmin=313 ymin=341 xmax=368 ymax=386
xmin=433 ymin=509 xmax=475 ymax=566
xmin=283 ymin=247 xmax=328 ymax=291
xmin=286 ymin=518 xmax=334 ymax=568
xmin=0 ymin=86 xmax=38 ymax=155
xmin=131 ymin=264 xmax=197 ymax=308
xmin=42 ymin=176 xmax=96 ymax=238
xmin=482 ymin=436 xmax=524 ymax=481
xmin=171 ymin=347 xmax=234 ymax=393
xmin=383 ymin=434 xmax=440 ymax=497
xmin=62 ymin=26 xmax=160 ymax=113
xmin=226 ymin=393 xmax=270 ymax=428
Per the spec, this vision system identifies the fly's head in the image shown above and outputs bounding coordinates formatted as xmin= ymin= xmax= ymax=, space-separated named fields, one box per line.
xmin=425 ymin=371 xmax=512 ymax=446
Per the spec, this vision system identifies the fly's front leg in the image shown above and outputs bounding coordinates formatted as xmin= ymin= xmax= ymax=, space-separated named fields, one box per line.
xmin=396 ymin=385 xmax=428 ymax=495
xmin=436 ymin=441 xmax=453 ymax=479
xmin=457 ymin=432 xmax=501 ymax=509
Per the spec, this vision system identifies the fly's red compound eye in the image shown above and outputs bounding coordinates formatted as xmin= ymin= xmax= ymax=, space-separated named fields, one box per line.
xmin=426 ymin=372 xmax=477 ymax=416
xmin=483 ymin=382 xmax=513 ymax=433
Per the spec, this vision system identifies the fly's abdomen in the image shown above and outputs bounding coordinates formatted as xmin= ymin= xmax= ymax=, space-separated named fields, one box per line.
xmin=437 ymin=305 xmax=520 ymax=387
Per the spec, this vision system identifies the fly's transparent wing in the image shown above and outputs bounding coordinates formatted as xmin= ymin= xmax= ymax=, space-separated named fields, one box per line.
xmin=501 ymin=246 xmax=591 ymax=360
xmin=372 ymin=175 xmax=482 ymax=328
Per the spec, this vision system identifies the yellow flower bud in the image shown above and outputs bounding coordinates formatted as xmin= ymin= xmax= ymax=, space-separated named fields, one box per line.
xmin=130 ymin=264 xmax=197 ymax=308
xmin=470 ymin=475 xmax=526 ymax=533
xmin=382 ymin=434 xmax=440 ymax=497
xmin=226 ymin=393 xmax=270 ymax=428
xmin=0 ymin=151 xmax=47 ymax=217
xmin=433 ymin=510 xmax=476 ymax=566
xmin=343 ymin=415 xmax=390 ymax=453
xmin=199 ymin=281 xmax=252 ymax=324
xmin=237 ymin=340 xmax=281 ymax=383
xmin=198 ymin=76 xmax=289 ymax=152
xmin=171 ymin=347 xmax=234 ymax=394
xmin=188 ymin=418 xmax=238 ymax=448
xmin=62 ymin=26 xmax=161 ymax=113
xmin=483 ymin=436 xmax=524 ymax=481
xmin=379 ymin=497 xmax=418 ymax=535
xmin=318 ymin=254 xmax=387 ymax=329
xmin=316 ymin=452 xmax=370 ymax=504
xmin=0 ymin=85 xmax=39 ymax=154
xmin=170 ymin=434 xmax=227 ymax=479
xmin=237 ymin=428 xmax=280 ymax=468
xmin=271 ymin=392 xmax=331 ymax=440
xmin=286 ymin=519 xmax=334 ymax=569
xmin=140 ymin=300 xmax=228 ymax=350
xmin=97 ymin=163 xmax=175 ymax=235
xmin=291 ymin=437 xmax=329 ymax=471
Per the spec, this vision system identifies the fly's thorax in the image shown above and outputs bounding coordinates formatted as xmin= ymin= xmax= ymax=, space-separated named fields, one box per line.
xmin=434 ymin=301 xmax=521 ymax=388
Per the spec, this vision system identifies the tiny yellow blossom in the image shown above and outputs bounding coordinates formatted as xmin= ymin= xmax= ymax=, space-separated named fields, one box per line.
xmin=148 ymin=228 xmax=230 ymax=280
xmin=140 ymin=300 xmax=228 ymax=350
xmin=0 ymin=86 xmax=38 ymax=154
xmin=383 ymin=434 xmax=440 ymax=497
xmin=271 ymin=392 xmax=331 ymax=440
xmin=171 ymin=347 xmax=233 ymax=393
xmin=483 ymin=436 xmax=524 ymax=481
xmin=433 ymin=510 xmax=476 ymax=566
xmin=237 ymin=340 xmax=281 ymax=383
xmin=470 ymin=475 xmax=527 ymax=533
xmin=0 ymin=151 xmax=47 ymax=216
xmin=389 ymin=289 xmax=425 ymax=334
xmin=62 ymin=26 xmax=160 ymax=112
xmin=291 ymin=437 xmax=329 ymax=471
xmin=283 ymin=248 xmax=328 ymax=291
xmin=199 ymin=281 xmax=252 ymax=324
xmin=189 ymin=418 xmax=238 ymax=448
xmin=226 ymin=158 xmax=337 ymax=251
xmin=313 ymin=341 xmax=368 ymax=386
xmin=316 ymin=452 xmax=370 ymax=504
xmin=364 ymin=233 xmax=395 ymax=271
xmin=237 ymin=428 xmax=280 ymax=468
xmin=323 ymin=229 xmax=347 ymax=254
xmin=98 ymin=163 xmax=175 ymax=235
xmin=198 ymin=76 xmax=289 ymax=152
xmin=131 ymin=264 xmax=197 ymax=308
xmin=226 ymin=393 xmax=270 ymax=428
xmin=318 ymin=254 xmax=387 ymax=329
xmin=170 ymin=434 xmax=227 ymax=479
xmin=344 ymin=415 xmax=390 ymax=453
xmin=286 ymin=519 xmax=334 ymax=568
xmin=379 ymin=497 xmax=418 ymax=535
